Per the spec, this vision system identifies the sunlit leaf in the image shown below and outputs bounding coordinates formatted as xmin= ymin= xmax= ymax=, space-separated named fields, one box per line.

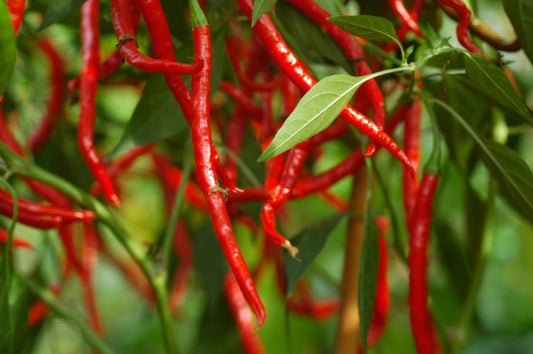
xmin=0 ymin=2 xmax=16 ymax=96
xmin=252 ymin=0 xmax=277 ymax=26
xmin=284 ymin=213 xmax=345 ymax=296
xmin=463 ymin=53 xmax=533 ymax=125
xmin=503 ymin=0 xmax=533 ymax=65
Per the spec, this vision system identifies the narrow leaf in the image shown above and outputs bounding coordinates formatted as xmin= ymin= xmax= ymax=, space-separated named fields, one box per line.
xmin=358 ymin=164 xmax=379 ymax=352
xmin=430 ymin=99 xmax=533 ymax=224
xmin=503 ymin=0 xmax=533 ymax=65
xmin=38 ymin=0 xmax=84 ymax=30
xmin=463 ymin=53 xmax=533 ymax=124
xmin=328 ymin=15 xmax=401 ymax=47
xmin=252 ymin=0 xmax=277 ymax=26
xmin=111 ymin=74 xmax=188 ymax=156
xmin=284 ymin=213 xmax=345 ymax=296
xmin=0 ymin=1 xmax=16 ymax=96
xmin=259 ymin=68 xmax=410 ymax=161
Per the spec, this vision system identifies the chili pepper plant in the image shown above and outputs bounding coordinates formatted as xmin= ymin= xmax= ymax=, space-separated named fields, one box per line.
xmin=1 ymin=0 xmax=532 ymax=353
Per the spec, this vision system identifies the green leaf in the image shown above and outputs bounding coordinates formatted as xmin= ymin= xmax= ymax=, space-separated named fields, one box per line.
xmin=0 ymin=1 xmax=16 ymax=96
xmin=111 ymin=74 xmax=188 ymax=156
xmin=358 ymin=165 xmax=379 ymax=352
xmin=276 ymin=2 xmax=352 ymax=73
xmin=259 ymin=68 xmax=410 ymax=161
xmin=503 ymin=0 xmax=533 ymax=65
xmin=422 ymin=49 xmax=465 ymax=69
xmin=463 ymin=53 xmax=533 ymax=125
xmin=38 ymin=0 xmax=84 ymax=30
xmin=251 ymin=0 xmax=277 ymax=26
xmin=477 ymin=139 xmax=533 ymax=223
xmin=328 ymin=15 xmax=401 ymax=47
xmin=429 ymin=99 xmax=533 ymax=224
xmin=284 ymin=213 xmax=344 ymax=296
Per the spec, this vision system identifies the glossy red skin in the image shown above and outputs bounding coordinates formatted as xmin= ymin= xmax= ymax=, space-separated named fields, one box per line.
xmin=408 ymin=174 xmax=442 ymax=354
xmin=403 ymin=102 xmax=422 ymax=219
xmin=397 ymin=0 xmax=425 ymax=40
xmin=224 ymin=273 xmax=266 ymax=354
xmin=111 ymin=0 xmax=201 ymax=74
xmin=79 ymin=0 xmax=121 ymax=206
xmin=237 ymin=0 xmax=414 ymax=175
xmin=28 ymin=39 xmax=65 ymax=153
xmin=437 ymin=0 xmax=482 ymax=54
xmin=191 ymin=25 xmax=266 ymax=325
xmin=7 ymin=0 xmax=25 ymax=34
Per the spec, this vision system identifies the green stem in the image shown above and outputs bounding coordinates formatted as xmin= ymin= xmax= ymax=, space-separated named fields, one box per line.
xmin=24 ymin=278 xmax=117 ymax=354
xmin=0 ymin=175 xmax=18 ymax=267
xmin=153 ymin=274 xmax=179 ymax=354
xmin=0 ymin=142 xmax=179 ymax=354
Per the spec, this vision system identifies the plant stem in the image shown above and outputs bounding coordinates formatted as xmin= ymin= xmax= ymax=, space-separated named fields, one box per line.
xmin=334 ymin=167 xmax=368 ymax=354
xmin=24 ymin=277 xmax=116 ymax=354
xmin=0 ymin=142 xmax=179 ymax=354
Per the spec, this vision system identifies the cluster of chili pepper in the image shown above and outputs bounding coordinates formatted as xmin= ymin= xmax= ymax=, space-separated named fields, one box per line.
xmin=1 ymin=0 xmax=524 ymax=353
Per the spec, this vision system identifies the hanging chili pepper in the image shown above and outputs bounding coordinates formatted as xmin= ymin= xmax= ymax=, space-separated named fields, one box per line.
xmin=188 ymin=1 xmax=266 ymax=325
xmin=397 ymin=0 xmax=426 ymax=40
xmin=169 ymin=221 xmax=194 ymax=311
xmin=403 ymin=101 xmax=422 ymax=220
xmin=79 ymin=0 xmax=121 ymax=206
xmin=287 ymin=281 xmax=339 ymax=320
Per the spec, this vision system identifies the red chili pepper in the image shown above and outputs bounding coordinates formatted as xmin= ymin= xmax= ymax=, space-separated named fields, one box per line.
xmin=28 ymin=283 xmax=61 ymax=327
xmin=403 ymin=102 xmax=422 ymax=220
xmin=79 ymin=0 xmax=121 ymax=207
xmin=110 ymin=0 xmax=202 ymax=75
xmin=28 ymin=39 xmax=65 ymax=153
xmin=189 ymin=9 xmax=266 ymax=324
xmin=219 ymin=81 xmax=262 ymax=117
xmin=388 ymin=0 xmax=424 ymax=38
xmin=397 ymin=0 xmax=425 ymax=41
xmin=6 ymin=0 xmax=25 ymax=35
xmin=237 ymin=0 xmax=414 ymax=175
xmin=408 ymin=173 xmax=442 ymax=354
xmin=437 ymin=0 xmax=482 ymax=54
xmin=0 ymin=228 xmax=33 ymax=249
xmin=287 ymin=281 xmax=339 ymax=320
xmin=224 ymin=272 xmax=266 ymax=354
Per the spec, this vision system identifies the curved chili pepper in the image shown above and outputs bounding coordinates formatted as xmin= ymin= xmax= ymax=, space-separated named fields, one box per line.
xmin=237 ymin=0 xmax=414 ymax=175
xmin=224 ymin=272 xmax=266 ymax=354
xmin=397 ymin=0 xmax=425 ymax=41
xmin=437 ymin=0 xmax=482 ymax=54
xmin=388 ymin=0 xmax=424 ymax=38
xmin=287 ymin=281 xmax=339 ymax=320
xmin=408 ymin=173 xmax=442 ymax=354
xmin=79 ymin=0 xmax=121 ymax=206
xmin=7 ymin=0 xmax=25 ymax=34
xmin=29 ymin=39 xmax=65 ymax=153
xmin=189 ymin=14 xmax=266 ymax=324
xmin=219 ymin=81 xmax=262 ymax=117
xmin=110 ymin=0 xmax=202 ymax=75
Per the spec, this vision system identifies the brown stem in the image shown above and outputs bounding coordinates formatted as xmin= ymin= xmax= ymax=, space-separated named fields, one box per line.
xmin=334 ymin=167 xmax=368 ymax=354
xmin=438 ymin=3 xmax=521 ymax=52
